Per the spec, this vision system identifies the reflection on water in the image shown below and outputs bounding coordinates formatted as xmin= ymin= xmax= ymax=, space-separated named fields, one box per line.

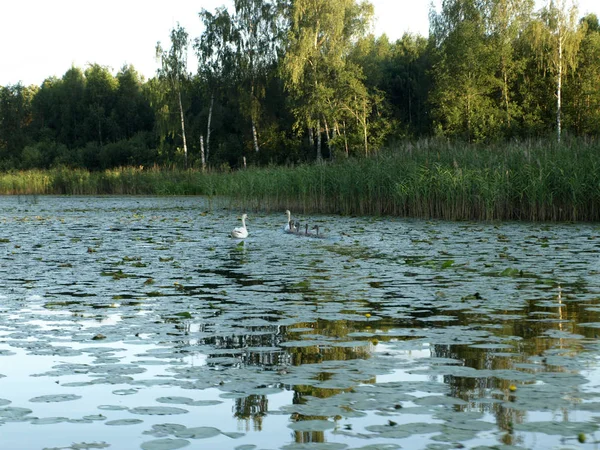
xmin=0 ymin=196 xmax=599 ymax=449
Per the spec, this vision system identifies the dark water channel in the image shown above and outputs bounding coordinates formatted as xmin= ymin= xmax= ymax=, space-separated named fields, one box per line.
xmin=1 ymin=196 xmax=600 ymax=450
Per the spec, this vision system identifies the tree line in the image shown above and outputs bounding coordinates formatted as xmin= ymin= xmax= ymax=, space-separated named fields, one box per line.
xmin=0 ymin=0 xmax=598 ymax=172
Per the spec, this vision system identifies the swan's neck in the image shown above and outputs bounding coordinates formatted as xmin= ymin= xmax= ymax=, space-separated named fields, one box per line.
xmin=241 ymin=217 xmax=246 ymax=228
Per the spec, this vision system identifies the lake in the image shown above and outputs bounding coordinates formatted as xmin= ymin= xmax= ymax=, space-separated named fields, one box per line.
xmin=1 ymin=195 xmax=599 ymax=450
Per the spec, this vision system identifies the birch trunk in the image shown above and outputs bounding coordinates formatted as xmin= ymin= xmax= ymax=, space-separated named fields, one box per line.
xmin=342 ymin=121 xmax=349 ymax=158
xmin=252 ymin=118 xmax=260 ymax=153
xmin=178 ymin=90 xmax=188 ymax=168
xmin=199 ymin=135 xmax=206 ymax=171
xmin=557 ymin=37 xmax=563 ymax=143
xmin=206 ymin=95 xmax=214 ymax=161
xmin=331 ymin=122 xmax=338 ymax=161
xmin=324 ymin=118 xmax=331 ymax=157
xmin=504 ymin=68 xmax=511 ymax=128
xmin=362 ymin=103 xmax=368 ymax=157
xmin=316 ymin=119 xmax=322 ymax=161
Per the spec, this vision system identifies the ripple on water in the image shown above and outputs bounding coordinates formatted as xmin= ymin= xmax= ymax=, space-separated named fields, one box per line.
xmin=0 ymin=197 xmax=600 ymax=449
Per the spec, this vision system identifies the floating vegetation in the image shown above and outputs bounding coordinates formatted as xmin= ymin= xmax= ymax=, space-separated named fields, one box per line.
xmin=0 ymin=197 xmax=599 ymax=449
xmin=105 ymin=418 xmax=144 ymax=426
xmin=29 ymin=394 xmax=82 ymax=403
xmin=129 ymin=406 xmax=189 ymax=416
xmin=140 ymin=439 xmax=190 ymax=450
xmin=100 ymin=269 xmax=134 ymax=280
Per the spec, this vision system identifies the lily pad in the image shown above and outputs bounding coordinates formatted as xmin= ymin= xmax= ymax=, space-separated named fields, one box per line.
xmin=174 ymin=426 xmax=221 ymax=439
xmin=140 ymin=438 xmax=190 ymax=450
xmin=129 ymin=406 xmax=188 ymax=416
xmin=105 ymin=418 xmax=144 ymax=426
xmin=0 ymin=407 xmax=33 ymax=419
xmin=29 ymin=394 xmax=82 ymax=403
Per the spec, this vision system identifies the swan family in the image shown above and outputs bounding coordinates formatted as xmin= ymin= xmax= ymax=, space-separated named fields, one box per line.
xmin=231 ymin=210 xmax=325 ymax=239
xmin=284 ymin=210 xmax=324 ymax=238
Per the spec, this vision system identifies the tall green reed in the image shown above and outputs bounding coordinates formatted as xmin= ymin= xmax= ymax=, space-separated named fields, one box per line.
xmin=0 ymin=137 xmax=598 ymax=221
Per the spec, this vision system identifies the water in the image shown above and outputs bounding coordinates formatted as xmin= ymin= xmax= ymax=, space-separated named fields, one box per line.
xmin=1 ymin=195 xmax=600 ymax=449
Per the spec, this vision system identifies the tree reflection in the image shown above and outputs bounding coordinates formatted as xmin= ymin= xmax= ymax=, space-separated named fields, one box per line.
xmin=156 ymin=279 xmax=600 ymax=446
xmin=235 ymin=394 xmax=268 ymax=431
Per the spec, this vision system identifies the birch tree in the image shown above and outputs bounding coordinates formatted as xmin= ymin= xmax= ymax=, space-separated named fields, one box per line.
xmin=195 ymin=7 xmax=236 ymax=169
xmin=282 ymin=0 xmax=373 ymax=160
xmin=531 ymin=0 xmax=583 ymax=142
xmin=489 ymin=0 xmax=534 ymax=131
xmin=232 ymin=0 xmax=284 ymax=154
xmin=430 ymin=0 xmax=502 ymax=141
xmin=566 ymin=14 xmax=600 ymax=134
xmin=156 ymin=24 xmax=191 ymax=167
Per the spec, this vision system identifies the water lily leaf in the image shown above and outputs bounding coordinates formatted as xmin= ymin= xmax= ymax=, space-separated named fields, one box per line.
xmin=174 ymin=426 xmax=221 ymax=439
xmin=30 ymin=417 xmax=68 ymax=424
xmin=129 ymin=406 xmax=188 ymax=415
xmin=112 ymin=389 xmax=138 ymax=396
xmin=69 ymin=442 xmax=111 ymax=449
xmin=352 ymin=445 xmax=401 ymax=450
xmin=140 ymin=438 xmax=190 ymax=450
xmin=189 ymin=400 xmax=223 ymax=407
xmin=156 ymin=397 xmax=196 ymax=405
xmin=105 ymin=419 xmax=144 ymax=426
xmin=83 ymin=414 xmax=106 ymax=421
xmin=29 ymin=394 xmax=82 ymax=403
xmin=514 ymin=421 xmax=598 ymax=436
xmin=0 ymin=407 xmax=33 ymax=419
xmin=221 ymin=431 xmax=245 ymax=439
xmin=281 ymin=443 xmax=348 ymax=449
xmin=97 ymin=405 xmax=129 ymax=411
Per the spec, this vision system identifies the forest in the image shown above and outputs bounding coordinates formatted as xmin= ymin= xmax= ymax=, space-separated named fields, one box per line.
xmin=0 ymin=0 xmax=599 ymax=172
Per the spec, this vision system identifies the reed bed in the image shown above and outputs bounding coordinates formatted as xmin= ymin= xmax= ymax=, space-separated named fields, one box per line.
xmin=1 ymin=138 xmax=599 ymax=221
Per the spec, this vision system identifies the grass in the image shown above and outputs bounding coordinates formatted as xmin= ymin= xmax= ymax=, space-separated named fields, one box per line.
xmin=1 ymin=137 xmax=599 ymax=221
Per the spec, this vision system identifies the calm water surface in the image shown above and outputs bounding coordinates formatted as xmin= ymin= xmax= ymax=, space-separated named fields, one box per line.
xmin=1 ymin=196 xmax=599 ymax=450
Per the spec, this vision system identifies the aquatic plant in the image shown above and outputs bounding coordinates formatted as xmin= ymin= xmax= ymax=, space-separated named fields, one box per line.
xmin=0 ymin=137 xmax=598 ymax=221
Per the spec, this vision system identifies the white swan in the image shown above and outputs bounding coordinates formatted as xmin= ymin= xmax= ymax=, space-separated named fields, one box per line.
xmin=231 ymin=214 xmax=248 ymax=238
xmin=284 ymin=210 xmax=293 ymax=232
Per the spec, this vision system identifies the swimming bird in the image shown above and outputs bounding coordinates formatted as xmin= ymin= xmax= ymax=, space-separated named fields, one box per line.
xmin=284 ymin=210 xmax=293 ymax=232
xmin=311 ymin=225 xmax=326 ymax=238
xmin=231 ymin=214 xmax=248 ymax=239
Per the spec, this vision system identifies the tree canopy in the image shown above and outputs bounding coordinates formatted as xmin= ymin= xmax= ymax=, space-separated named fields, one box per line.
xmin=1 ymin=0 xmax=599 ymax=171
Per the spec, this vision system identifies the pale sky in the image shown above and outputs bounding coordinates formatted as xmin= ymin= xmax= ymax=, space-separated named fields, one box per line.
xmin=1 ymin=0 xmax=598 ymax=87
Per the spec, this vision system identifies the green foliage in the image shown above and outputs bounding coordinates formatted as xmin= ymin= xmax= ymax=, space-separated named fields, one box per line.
xmin=0 ymin=83 xmax=36 ymax=167
xmin=2 ymin=137 xmax=599 ymax=221
xmin=282 ymin=0 xmax=375 ymax=159
xmin=3 ymin=0 xmax=600 ymax=171
xmin=430 ymin=0 xmax=504 ymax=141
xmin=564 ymin=14 xmax=600 ymax=134
xmin=156 ymin=23 xmax=191 ymax=167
